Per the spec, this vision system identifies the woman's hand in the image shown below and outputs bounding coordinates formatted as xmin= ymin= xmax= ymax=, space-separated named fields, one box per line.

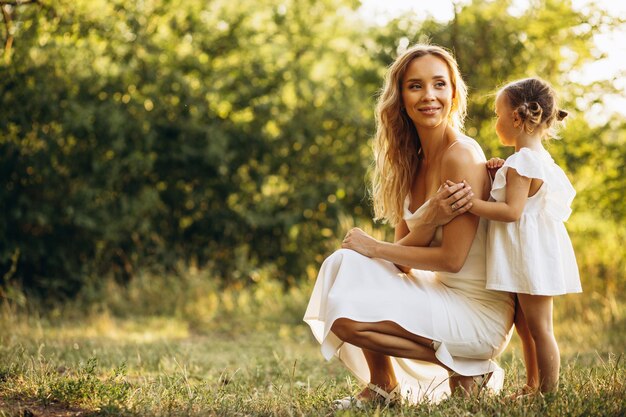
xmin=487 ymin=157 xmax=505 ymax=181
xmin=341 ymin=228 xmax=380 ymax=258
xmin=425 ymin=181 xmax=474 ymax=226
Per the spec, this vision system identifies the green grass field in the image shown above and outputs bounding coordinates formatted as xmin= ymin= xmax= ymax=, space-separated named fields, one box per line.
xmin=1 ymin=279 xmax=624 ymax=416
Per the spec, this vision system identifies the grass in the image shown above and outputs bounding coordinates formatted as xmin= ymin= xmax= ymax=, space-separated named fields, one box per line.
xmin=0 ymin=275 xmax=625 ymax=416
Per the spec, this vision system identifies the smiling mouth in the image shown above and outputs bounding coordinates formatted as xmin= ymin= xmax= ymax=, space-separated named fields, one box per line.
xmin=418 ymin=107 xmax=441 ymax=115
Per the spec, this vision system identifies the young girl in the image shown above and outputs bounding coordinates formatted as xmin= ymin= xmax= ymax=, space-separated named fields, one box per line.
xmin=468 ymin=77 xmax=582 ymax=394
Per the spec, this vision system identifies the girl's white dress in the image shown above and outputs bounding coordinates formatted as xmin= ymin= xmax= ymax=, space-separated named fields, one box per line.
xmin=304 ymin=201 xmax=515 ymax=403
xmin=486 ymin=147 xmax=582 ymax=295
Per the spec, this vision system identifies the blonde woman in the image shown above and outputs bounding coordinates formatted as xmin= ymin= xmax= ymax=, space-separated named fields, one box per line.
xmin=304 ymin=44 xmax=515 ymax=407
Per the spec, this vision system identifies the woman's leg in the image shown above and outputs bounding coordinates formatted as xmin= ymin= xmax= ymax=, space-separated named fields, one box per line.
xmin=331 ymin=319 xmax=475 ymax=396
xmin=360 ymin=349 xmax=397 ymax=398
xmin=517 ymin=294 xmax=559 ymax=393
xmin=514 ymin=296 xmax=540 ymax=390
xmin=332 ymin=318 xmax=442 ymax=363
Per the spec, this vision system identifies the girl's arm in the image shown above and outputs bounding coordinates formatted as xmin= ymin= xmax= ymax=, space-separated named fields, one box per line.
xmin=343 ymin=144 xmax=486 ymax=273
xmin=469 ymin=168 xmax=534 ymax=222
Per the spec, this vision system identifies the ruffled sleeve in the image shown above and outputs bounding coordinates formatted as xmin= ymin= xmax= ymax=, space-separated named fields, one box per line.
xmin=490 ymin=148 xmax=546 ymax=201
xmin=490 ymin=147 xmax=576 ymax=221
xmin=544 ymin=164 xmax=576 ymax=221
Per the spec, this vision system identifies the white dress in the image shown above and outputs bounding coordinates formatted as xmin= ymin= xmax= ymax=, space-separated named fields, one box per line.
xmin=304 ymin=200 xmax=515 ymax=403
xmin=486 ymin=147 xmax=582 ymax=295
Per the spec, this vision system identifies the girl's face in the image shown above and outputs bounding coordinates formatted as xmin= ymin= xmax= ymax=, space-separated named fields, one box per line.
xmin=494 ymin=92 xmax=519 ymax=146
xmin=401 ymin=54 xmax=454 ymax=131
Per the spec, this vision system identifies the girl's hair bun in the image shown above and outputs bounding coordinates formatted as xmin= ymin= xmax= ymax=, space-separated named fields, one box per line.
xmin=516 ymin=101 xmax=543 ymax=133
xmin=500 ymin=77 xmax=564 ymax=139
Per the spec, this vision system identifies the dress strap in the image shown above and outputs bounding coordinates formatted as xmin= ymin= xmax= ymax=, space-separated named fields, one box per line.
xmin=446 ymin=140 xmax=461 ymax=152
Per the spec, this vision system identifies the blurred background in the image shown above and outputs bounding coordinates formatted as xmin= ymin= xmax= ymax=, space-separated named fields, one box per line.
xmin=1 ymin=0 xmax=624 ymax=342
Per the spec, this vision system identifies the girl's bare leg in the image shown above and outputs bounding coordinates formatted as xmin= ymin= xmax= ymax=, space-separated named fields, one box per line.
xmin=517 ymin=294 xmax=560 ymax=393
xmin=514 ymin=296 xmax=540 ymax=390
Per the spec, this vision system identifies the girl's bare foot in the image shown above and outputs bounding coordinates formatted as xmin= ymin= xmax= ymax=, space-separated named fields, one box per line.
xmin=506 ymin=384 xmax=541 ymax=400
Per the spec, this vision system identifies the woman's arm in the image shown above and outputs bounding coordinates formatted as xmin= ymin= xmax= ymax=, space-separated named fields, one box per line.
xmin=469 ymin=168 xmax=533 ymax=222
xmin=392 ymin=182 xmax=473 ymax=272
xmin=393 ymin=220 xmax=413 ymax=273
xmin=343 ymin=145 xmax=486 ymax=272
xmin=397 ymin=181 xmax=473 ymax=247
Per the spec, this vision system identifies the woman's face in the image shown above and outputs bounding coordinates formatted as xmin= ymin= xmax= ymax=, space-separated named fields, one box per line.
xmin=401 ymin=54 xmax=454 ymax=130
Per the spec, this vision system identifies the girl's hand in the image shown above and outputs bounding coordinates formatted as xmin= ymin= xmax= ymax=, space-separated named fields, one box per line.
xmin=487 ymin=157 xmax=505 ymax=181
xmin=341 ymin=228 xmax=379 ymax=258
xmin=427 ymin=180 xmax=473 ymax=225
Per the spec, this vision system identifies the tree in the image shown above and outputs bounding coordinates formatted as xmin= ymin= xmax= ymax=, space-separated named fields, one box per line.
xmin=1 ymin=0 xmax=624 ymax=300
xmin=1 ymin=0 xmax=379 ymax=295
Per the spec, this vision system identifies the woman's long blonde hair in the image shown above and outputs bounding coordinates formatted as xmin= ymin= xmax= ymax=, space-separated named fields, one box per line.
xmin=371 ymin=44 xmax=468 ymax=226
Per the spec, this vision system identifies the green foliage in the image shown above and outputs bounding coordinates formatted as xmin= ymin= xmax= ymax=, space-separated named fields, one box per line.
xmin=1 ymin=0 xmax=377 ymax=295
xmin=0 ymin=0 xmax=625 ymax=298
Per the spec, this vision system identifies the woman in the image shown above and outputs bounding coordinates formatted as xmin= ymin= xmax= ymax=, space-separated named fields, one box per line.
xmin=303 ymin=44 xmax=515 ymax=406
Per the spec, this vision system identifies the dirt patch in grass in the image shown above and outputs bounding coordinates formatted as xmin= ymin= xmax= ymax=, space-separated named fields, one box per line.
xmin=0 ymin=397 xmax=93 ymax=417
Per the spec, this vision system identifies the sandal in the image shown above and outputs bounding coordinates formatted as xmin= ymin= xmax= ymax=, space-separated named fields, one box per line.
xmin=333 ymin=383 xmax=402 ymax=410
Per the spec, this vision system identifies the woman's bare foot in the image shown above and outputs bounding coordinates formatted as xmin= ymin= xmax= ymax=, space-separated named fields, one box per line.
xmin=449 ymin=372 xmax=493 ymax=397
xmin=449 ymin=374 xmax=473 ymax=397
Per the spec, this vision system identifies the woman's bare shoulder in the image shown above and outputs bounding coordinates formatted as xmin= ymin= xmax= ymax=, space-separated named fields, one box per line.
xmin=443 ymin=135 xmax=487 ymax=165
xmin=442 ymin=133 xmax=487 ymax=163
xmin=440 ymin=134 xmax=489 ymax=190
